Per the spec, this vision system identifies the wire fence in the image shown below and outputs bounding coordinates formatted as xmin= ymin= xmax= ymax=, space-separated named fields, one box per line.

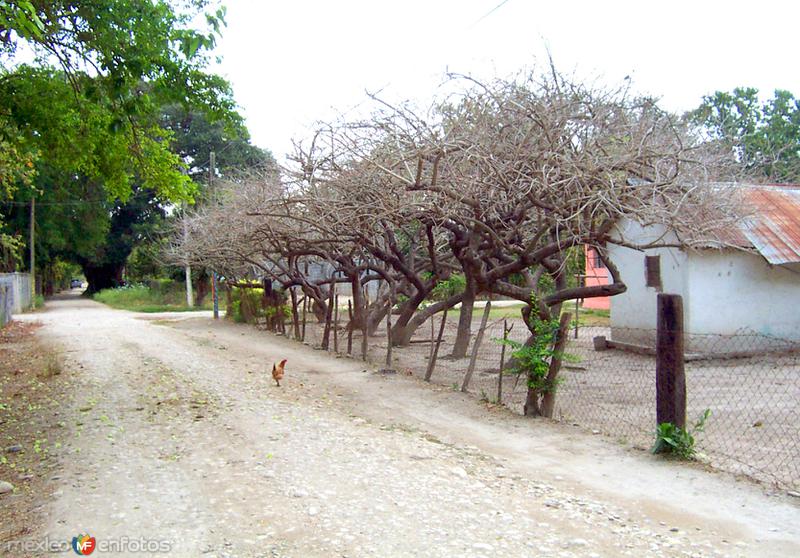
xmin=252 ymin=303 xmax=800 ymax=491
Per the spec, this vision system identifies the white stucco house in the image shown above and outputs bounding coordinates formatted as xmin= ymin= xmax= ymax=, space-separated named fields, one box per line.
xmin=606 ymin=184 xmax=800 ymax=354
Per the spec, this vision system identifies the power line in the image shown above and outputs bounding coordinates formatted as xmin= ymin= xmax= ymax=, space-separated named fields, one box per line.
xmin=0 ymin=199 xmax=107 ymax=206
xmin=472 ymin=0 xmax=512 ymax=27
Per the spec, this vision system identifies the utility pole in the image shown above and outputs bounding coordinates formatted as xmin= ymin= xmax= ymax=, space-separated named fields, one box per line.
xmin=209 ymin=151 xmax=219 ymax=319
xmin=183 ymin=203 xmax=193 ymax=307
xmin=209 ymin=151 xmax=216 ymax=201
xmin=29 ymin=197 xmax=35 ymax=307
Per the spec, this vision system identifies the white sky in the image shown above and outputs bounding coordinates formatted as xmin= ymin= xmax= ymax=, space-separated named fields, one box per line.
xmin=212 ymin=0 xmax=800 ymax=160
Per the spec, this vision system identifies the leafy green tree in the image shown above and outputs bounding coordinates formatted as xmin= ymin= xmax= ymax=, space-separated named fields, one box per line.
xmin=0 ymin=66 xmax=195 ymax=292
xmin=0 ymin=1 xmax=249 ymax=292
xmin=1 ymin=1 xmax=231 ymax=121
xmin=160 ymin=104 xmax=276 ymax=185
xmin=74 ymin=103 xmax=274 ymax=294
xmin=689 ymin=88 xmax=800 ymax=182
xmin=76 ymin=187 xmax=168 ymax=292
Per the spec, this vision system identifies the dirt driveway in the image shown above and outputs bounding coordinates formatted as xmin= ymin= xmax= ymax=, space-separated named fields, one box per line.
xmin=7 ymin=293 xmax=800 ymax=557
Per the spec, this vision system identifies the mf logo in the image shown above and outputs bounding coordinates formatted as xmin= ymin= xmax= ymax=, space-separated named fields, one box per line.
xmin=71 ymin=534 xmax=96 ymax=555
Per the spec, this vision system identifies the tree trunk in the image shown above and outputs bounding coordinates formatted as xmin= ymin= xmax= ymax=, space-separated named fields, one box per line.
xmin=195 ymin=271 xmax=210 ymax=307
xmin=366 ymin=293 xmax=390 ymax=336
xmin=523 ymin=387 xmax=542 ymax=417
xmin=451 ymin=275 xmax=476 ymax=358
xmin=390 ymin=291 xmax=427 ymax=346
xmin=540 ymin=313 xmax=572 ymax=418
xmin=517 ymin=333 xmax=542 ymax=417
xmin=82 ymin=263 xmax=124 ymax=295
xmin=348 ymin=275 xmax=365 ymax=331
xmin=290 ymin=287 xmax=301 ymax=339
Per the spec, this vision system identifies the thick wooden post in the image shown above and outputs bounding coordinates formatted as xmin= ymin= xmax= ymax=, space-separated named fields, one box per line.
xmin=656 ymin=294 xmax=686 ymax=429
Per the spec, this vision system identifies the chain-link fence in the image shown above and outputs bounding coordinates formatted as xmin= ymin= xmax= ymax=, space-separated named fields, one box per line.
xmin=253 ymin=302 xmax=800 ymax=491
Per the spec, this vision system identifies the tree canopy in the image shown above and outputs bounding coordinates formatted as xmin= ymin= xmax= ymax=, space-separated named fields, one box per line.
xmin=0 ymin=1 xmax=259 ymax=291
xmin=689 ymin=88 xmax=800 ymax=182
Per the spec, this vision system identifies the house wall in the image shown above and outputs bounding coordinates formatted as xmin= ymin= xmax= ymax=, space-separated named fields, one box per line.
xmin=685 ymin=251 xmax=800 ymax=342
xmin=607 ymin=219 xmax=800 ymax=352
xmin=607 ymin=221 xmax=689 ymax=347
xmin=582 ymin=245 xmax=610 ymax=310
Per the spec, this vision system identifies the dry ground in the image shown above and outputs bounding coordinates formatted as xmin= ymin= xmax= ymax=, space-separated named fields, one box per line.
xmin=307 ymin=314 xmax=800 ymax=490
xmin=0 ymin=321 xmax=68 ymax=547
xmin=0 ymin=292 xmax=798 ymax=557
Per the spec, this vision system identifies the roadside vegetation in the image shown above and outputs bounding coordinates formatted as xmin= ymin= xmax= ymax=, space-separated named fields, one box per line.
xmin=93 ymin=281 xmax=213 ymax=313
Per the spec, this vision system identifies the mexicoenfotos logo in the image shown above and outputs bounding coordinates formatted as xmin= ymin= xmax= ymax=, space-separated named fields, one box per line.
xmin=72 ymin=534 xmax=97 ymax=555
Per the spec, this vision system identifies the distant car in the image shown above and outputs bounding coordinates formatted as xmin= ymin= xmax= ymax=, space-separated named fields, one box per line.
xmin=70 ymin=279 xmax=82 ymax=289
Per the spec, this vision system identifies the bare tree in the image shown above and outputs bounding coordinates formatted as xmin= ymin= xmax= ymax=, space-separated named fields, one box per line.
xmin=171 ymin=67 xmax=744 ymax=416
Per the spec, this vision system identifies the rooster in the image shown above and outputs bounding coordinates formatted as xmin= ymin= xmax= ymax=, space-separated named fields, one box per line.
xmin=271 ymin=359 xmax=287 ymax=387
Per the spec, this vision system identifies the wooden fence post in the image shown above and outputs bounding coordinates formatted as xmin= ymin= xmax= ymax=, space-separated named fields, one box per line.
xmin=290 ymin=287 xmax=300 ymax=339
xmin=361 ymin=286 xmax=369 ymax=361
xmin=301 ymin=295 xmax=307 ymax=342
xmin=383 ymin=282 xmax=395 ymax=371
xmin=428 ymin=313 xmax=436 ymax=363
xmin=497 ymin=319 xmax=511 ymax=403
xmin=424 ymin=308 xmax=449 ymax=382
xmin=322 ymin=282 xmax=334 ymax=350
xmin=461 ymin=300 xmax=492 ymax=392
xmin=333 ymin=293 xmax=339 ymax=353
xmin=346 ymin=299 xmax=354 ymax=356
xmin=656 ymin=293 xmax=686 ymax=429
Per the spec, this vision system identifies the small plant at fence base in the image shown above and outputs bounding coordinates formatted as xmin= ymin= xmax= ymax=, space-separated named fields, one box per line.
xmin=495 ymin=312 xmax=576 ymax=417
xmin=652 ymin=409 xmax=711 ymax=459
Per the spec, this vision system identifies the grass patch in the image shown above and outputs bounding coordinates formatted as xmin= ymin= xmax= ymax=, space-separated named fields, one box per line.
xmin=575 ymin=307 xmax=610 ymax=326
xmin=466 ymin=302 xmax=610 ymax=326
xmin=93 ymin=283 xmax=213 ymax=313
xmin=486 ymin=303 xmax=526 ymax=320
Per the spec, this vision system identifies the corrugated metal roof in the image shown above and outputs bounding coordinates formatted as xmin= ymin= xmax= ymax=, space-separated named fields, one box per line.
xmin=741 ymin=185 xmax=800 ymax=265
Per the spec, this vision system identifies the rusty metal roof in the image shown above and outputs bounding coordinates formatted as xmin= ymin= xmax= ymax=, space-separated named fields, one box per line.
xmin=741 ymin=185 xmax=800 ymax=265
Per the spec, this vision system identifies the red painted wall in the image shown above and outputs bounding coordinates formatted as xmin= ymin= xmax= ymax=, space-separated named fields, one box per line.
xmin=582 ymin=245 xmax=610 ymax=310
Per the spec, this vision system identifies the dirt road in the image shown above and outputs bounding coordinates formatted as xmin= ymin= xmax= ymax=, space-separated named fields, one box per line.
xmin=12 ymin=294 xmax=800 ymax=556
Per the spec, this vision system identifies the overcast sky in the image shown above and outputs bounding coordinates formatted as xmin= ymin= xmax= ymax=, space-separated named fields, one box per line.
xmin=211 ymin=0 xmax=800 ymax=159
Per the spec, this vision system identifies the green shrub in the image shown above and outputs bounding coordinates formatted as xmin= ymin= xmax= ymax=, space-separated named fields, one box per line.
xmin=495 ymin=316 xmax=563 ymax=392
xmin=228 ymin=285 xmax=265 ymax=323
xmin=652 ymin=409 xmax=711 ymax=459
xmin=430 ymin=274 xmax=466 ymax=301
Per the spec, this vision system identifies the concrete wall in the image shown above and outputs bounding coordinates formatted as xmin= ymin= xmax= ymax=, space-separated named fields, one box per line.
xmin=607 ymin=219 xmax=800 ymax=352
xmin=686 ymin=251 xmax=800 ymax=341
xmin=608 ymin=221 xmax=688 ymax=346
xmin=0 ymin=272 xmax=32 ymax=326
